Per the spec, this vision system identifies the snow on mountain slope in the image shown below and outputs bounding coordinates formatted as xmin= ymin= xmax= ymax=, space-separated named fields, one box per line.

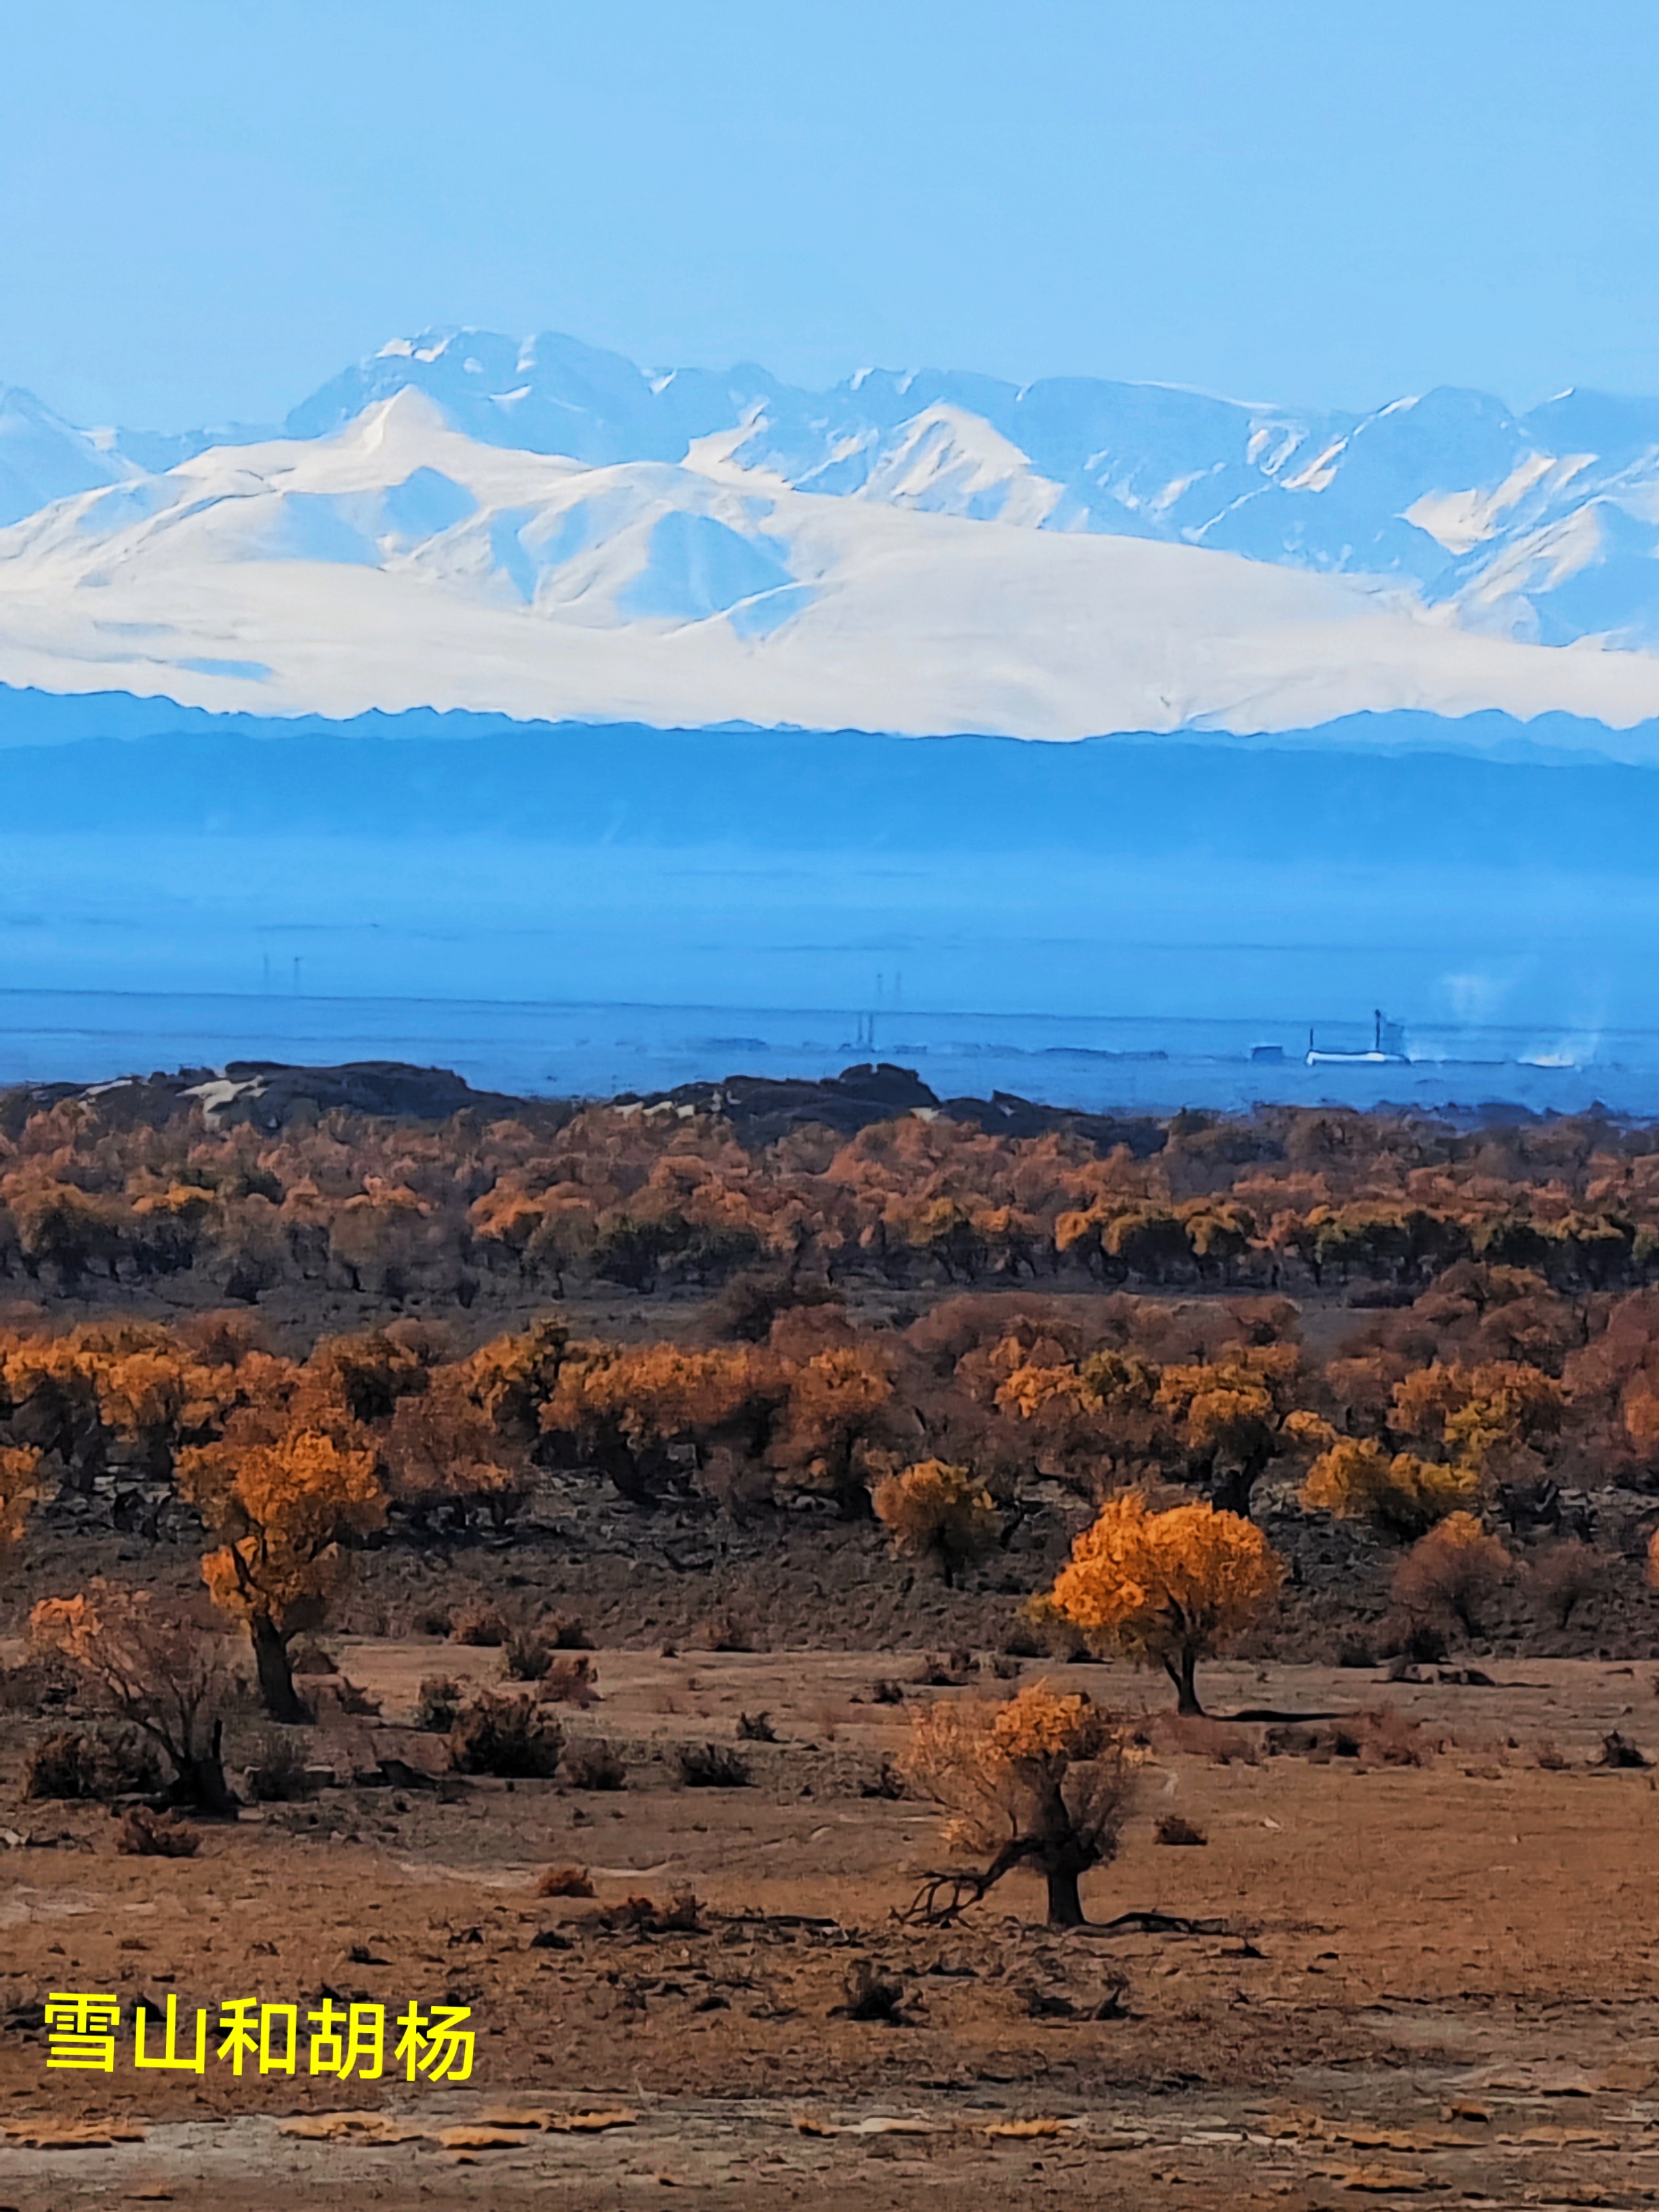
xmin=0 ymin=388 xmax=132 ymax=527
xmin=281 ymin=331 xmax=1659 ymax=653
xmin=6 ymin=390 xmax=1659 ymax=741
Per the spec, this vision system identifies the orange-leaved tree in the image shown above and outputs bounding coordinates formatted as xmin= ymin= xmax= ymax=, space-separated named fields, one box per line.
xmin=1044 ymin=1491 xmax=1284 ymax=1715
xmin=872 ymin=1459 xmax=999 ymax=1586
xmin=0 ymin=1443 xmax=40 ymax=1565
xmin=176 ymin=1423 xmax=386 ymax=1722
xmin=1392 ymin=1511 xmax=1511 ymax=1639
xmin=901 ymin=1680 xmax=1136 ymax=1928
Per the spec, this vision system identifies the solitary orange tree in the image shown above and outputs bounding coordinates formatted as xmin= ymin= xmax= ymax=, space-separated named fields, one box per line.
xmin=901 ymin=1680 xmax=1137 ymax=1928
xmin=1044 ymin=1491 xmax=1284 ymax=1715
xmin=176 ymin=1424 xmax=386 ymax=1722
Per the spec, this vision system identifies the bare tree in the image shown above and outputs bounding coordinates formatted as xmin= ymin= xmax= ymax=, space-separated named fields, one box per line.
xmin=30 ymin=1579 xmax=239 ymax=1817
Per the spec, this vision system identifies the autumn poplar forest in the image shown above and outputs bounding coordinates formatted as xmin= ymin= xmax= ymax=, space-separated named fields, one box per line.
xmin=3 ymin=1065 xmax=1659 ymax=2205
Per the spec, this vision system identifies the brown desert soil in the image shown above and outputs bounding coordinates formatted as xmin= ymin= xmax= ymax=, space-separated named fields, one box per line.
xmin=5 ymin=1645 xmax=1659 ymax=2207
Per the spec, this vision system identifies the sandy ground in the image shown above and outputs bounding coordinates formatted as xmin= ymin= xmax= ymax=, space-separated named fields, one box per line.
xmin=5 ymin=1647 xmax=1659 ymax=2207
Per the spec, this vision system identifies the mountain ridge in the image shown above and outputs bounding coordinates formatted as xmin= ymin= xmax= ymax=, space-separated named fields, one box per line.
xmin=3 ymin=331 xmax=1659 ymax=736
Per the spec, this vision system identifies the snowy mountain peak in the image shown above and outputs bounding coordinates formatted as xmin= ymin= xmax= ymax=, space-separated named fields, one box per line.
xmin=4 ymin=330 xmax=1659 ymax=737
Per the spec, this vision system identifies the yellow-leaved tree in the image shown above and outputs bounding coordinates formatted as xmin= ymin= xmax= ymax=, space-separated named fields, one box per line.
xmin=176 ymin=1425 xmax=386 ymax=1722
xmin=1294 ymin=1425 xmax=1478 ymax=1542
xmin=872 ymin=1459 xmax=999 ymax=1586
xmin=901 ymin=1680 xmax=1136 ymax=1927
xmin=1044 ymin=1491 xmax=1284 ymax=1715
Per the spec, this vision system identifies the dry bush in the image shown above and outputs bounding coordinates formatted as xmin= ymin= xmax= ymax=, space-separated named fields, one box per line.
xmin=116 ymin=1805 xmax=201 ymax=1857
xmin=242 ymin=1728 xmax=317 ymax=1803
xmin=1155 ymin=1813 xmax=1208 ymax=1846
xmin=1392 ymin=1513 xmax=1511 ymax=1639
xmin=870 ymin=1677 xmax=906 ymax=1705
xmin=536 ymin=1655 xmax=599 ymax=1706
xmin=1333 ymin=1706 xmax=1429 ymax=1767
xmin=24 ymin=1726 xmax=163 ymax=1801
xmin=861 ymin=1756 xmax=907 ymax=1799
xmin=562 ymin=1740 xmax=626 ymax=1790
xmin=594 ymin=1887 xmax=703 ymax=1935
xmin=736 ymin=1710 xmax=777 ymax=1742
xmin=501 ymin=1630 xmax=554 ymax=1683
xmin=449 ymin=1603 xmax=509 ymax=1647
xmin=1598 ymin=1729 xmax=1650 ymax=1769
xmin=1527 ymin=1538 xmax=1603 ymax=1630
xmin=835 ymin=1959 xmax=908 ymax=2024
xmin=447 ymin=1694 xmax=565 ymax=1778
xmin=535 ymin=1864 xmax=596 ymax=1898
xmin=676 ymin=1742 xmax=752 ymax=1788
xmin=287 ymin=1638 xmax=338 ymax=1677
xmin=695 ymin=1605 xmax=757 ymax=1654
xmin=414 ymin=1675 xmax=464 ymax=1732
xmin=1336 ymin=1633 xmax=1377 ymax=1669
xmin=545 ymin=1613 xmax=594 ymax=1650
xmin=901 ymin=1679 xmax=1138 ymax=1928
xmin=0 ymin=1654 xmax=79 ymax=1713
xmin=915 ymin=1650 xmax=975 ymax=1687
xmin=319 ymin=1675 xmax=380 ymax=1717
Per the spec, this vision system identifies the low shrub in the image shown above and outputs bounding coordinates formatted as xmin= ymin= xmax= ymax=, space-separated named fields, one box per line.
xmin=696 ymin=1605 xmax=757 ymax=1654
xmin=676 ymin=1742 xmax=751 ymax=1788
xmin=448 ymin=1695 xmax=565 ymax=1779
xmin=1598 ymin=1729 xmax=1650 ymax=1769
xmin=1528 ymin=1539 xmax=1603 ymax=1631
xmin=501 ymin=1631 xmax=554 ymax=1683
xmin=546 ymin=1614 xmax=594 ymax=1651
xmin=414 ymin=1675 xmax=464 ymax=1732
xmin=536 ymin=1656 xmax=599 ymax=1707
xmin=116 ymin=1805 xmax=200 ymax=1858
xmin=25 ymin=1727 xmax=163 ymax=1802
xmin=242 ymin=1729 xmax=318 ymax=1803
xmin=562 ymin=1740 xmax=626 ymax=1791
xmin=835 ymin=1959 xmax=907 ymax=2024
xmin=736 ymin=1711 xmax=777 ymax=1743
xmin=535 ymin=1864 xmax=595 ymax=1898
xmin=1155 ymin=1813 xmax=1208 ymax=1846
xmin=595 ymin=1887 xmax=703 ymax=1935
xmin=449 ymin=1604 xmax=509 ymax=1648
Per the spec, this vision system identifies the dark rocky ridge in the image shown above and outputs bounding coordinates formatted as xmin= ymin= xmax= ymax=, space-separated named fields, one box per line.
xmin=0 ymin=1057 xmax=1170 ymax=1153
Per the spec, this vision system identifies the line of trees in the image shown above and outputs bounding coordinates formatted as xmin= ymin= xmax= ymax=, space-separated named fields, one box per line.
xmin=7 ymin=1094 xmax=1659 ymax=1305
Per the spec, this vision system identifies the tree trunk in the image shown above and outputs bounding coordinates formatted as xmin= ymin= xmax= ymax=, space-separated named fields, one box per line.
xmin=168 ymin=1721 xmax=240 ymax=1818
xmin=249 ymin=1614 xmax=308 ymax=1724
xmin=1164 ymin=1648 xmax=1204 ymax=1718
xmin=1044 ymin=1865 xmax=1085 ymax=1929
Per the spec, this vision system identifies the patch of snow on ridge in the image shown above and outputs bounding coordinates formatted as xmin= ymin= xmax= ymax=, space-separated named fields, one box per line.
xmin=1408 ymin=453 xmax=1578 ymax=556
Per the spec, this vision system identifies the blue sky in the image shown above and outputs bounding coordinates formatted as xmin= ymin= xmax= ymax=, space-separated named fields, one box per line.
xmin=7 ymin=0 xmax=1659 ymax=430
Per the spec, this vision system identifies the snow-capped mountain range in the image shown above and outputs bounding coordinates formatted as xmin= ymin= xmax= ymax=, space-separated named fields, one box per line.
xmin=7 ymin=329 xmax=1659 ymax=741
